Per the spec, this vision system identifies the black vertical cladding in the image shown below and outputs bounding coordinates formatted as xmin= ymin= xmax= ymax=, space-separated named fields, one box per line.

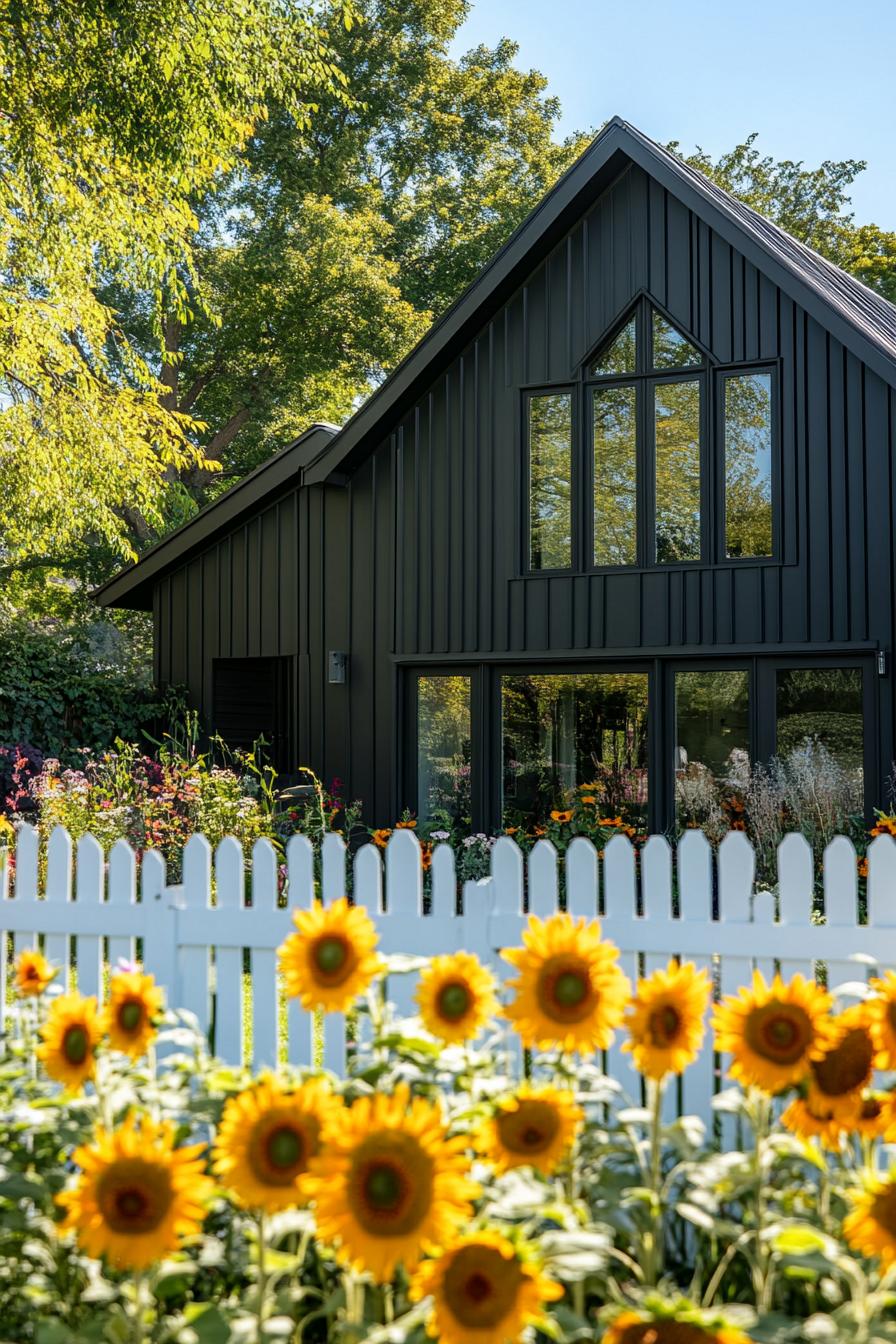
xmin=141 ymin=159 xmax=896 ymax=822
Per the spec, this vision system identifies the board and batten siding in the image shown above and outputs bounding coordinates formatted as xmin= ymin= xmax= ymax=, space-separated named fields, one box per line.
xmin=151 ymin=160 xmax=896 ymax=821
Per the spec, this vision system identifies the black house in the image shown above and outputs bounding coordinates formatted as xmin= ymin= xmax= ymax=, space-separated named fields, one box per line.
xmin=96 ymin=118 xmax=896 ymax=835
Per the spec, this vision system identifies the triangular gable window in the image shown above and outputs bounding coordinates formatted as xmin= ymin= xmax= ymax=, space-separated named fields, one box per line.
xmin=652 ymin=313 xmax=701 ymax=370
xmin=590 ymin=316 xmax=636 ymax=376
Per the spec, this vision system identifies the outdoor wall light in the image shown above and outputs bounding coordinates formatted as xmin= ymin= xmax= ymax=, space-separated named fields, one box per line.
xmin=328 ymin=650 xmax=348 ymax=684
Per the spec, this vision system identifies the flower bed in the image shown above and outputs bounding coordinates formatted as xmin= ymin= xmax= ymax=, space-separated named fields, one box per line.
xmin=4 ymin=909 xmax=896 ymax=1341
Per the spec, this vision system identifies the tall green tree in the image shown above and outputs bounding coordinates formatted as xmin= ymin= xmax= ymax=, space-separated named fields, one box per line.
xmin=0 ymin=0 xmax=351 ymax=579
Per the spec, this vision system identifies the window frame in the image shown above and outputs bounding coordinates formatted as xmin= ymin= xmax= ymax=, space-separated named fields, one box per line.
xmin=713 ymin=360 xmax=781 ymax=566
xmin=521 ymin=296 xmax=784 ymax=576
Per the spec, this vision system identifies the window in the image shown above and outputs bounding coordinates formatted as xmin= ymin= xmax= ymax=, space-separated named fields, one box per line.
xmin=674 ymin=669 xmax=750 ymax=824
xmin=528 ymin=392 xmax=572 ymax=570
xmin=593 ymin=385 xmax=637 ymax=565
xmin=502 ymin=672 xmax=648 ymax=828
xmin=776 ymin=667 xmax=864 ymax=808
xmin=723 ymin=371 xmax=773 ymax=558
xmin=525 ymin=297 xmax=778 ymax=573
xmin=416 ymin=675 xmax=472 ymax=826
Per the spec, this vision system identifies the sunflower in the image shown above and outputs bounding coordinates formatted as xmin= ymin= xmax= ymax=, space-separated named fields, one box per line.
xmin=278 ymin=896 xmax=381 ymax=1013
xmin=37 ymin=993 xmax=102 ymax=1092
xmin=502 ymin=912 xmax=630 ymax=1053
xmin=213 ymin=1075 xmax=340 ymax=1212
xmin=409 ymin=1229 xmax=562 ymax=1344
xmin=867 ymin=971 xmax=896 ymax=1069
xmin=623 ymin=961 xmax=711 ymax=1079
xmin=549 ymin=809 xmax=573 ymax=824
xmin=14 ymin=948 xmax=56 ymax=997
xmin=103 ymin=969 xmax=164 ymax=1058
xmin=854 ymin=1091 xmax=896 ymax=1141
xmin=845 ymin=1170 xmax=896 ymax=1267
xmin=781 ymin=1094 xmax=844 ymax=1151
xmin=712 ymin=971 xmax=833 ymax=1094
xmin=602 ymin=1305 xmax=752 ymax=1344
xmin=805 ymin=1004 xmax=875 ymax=1121
xmin=57 ymin=1112 xmax=213 ymax=1269
xmin=304 ymin=1084 xmax=478 ymax=1282
xmin=416 ymin=952 xmax=498 ymax=1044
xmin=476 ymin=1084 xmax=583 ymax=1176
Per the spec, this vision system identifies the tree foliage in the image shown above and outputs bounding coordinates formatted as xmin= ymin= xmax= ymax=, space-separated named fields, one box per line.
xmin=0 ymin=0 xmax=351 ymax=571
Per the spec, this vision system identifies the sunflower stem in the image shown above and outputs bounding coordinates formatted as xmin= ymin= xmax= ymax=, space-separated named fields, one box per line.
xmin=129 ymin=1270 xmax=149 ymax=1344
xmin=751 ymin=1089 xmax=773 ymax=1312
xmin=256 ymin=1210 xmax=268 ymax=1330
xmin=644 ymin=1075 xmax=666 ymax=1286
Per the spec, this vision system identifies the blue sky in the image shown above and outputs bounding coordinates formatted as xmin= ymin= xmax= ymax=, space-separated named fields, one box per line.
xmin=452 ymin=0 xmax=896 ymax=228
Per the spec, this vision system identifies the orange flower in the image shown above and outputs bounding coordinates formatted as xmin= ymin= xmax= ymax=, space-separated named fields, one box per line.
xmin=396 ymin=818 xmax=417 ymax=830
xmin=504 ymin=826 xmax=519 ymax=836
xmin=420 ymin=843 xmax=433 ymax=873
xmin=858 ymin=857 xmax=869 ymax=879
xmin=579 ymin=795 xmax=597 ymax=805
xmin=871 ymin=814 xmax=896 ymax=838
xmin=371 ymin=829 xmax=392 ymax=849
xmin=533 ymin=826 xmax=547 ymax=837
xmin=550 ymin=810 xmax=573 ymax=824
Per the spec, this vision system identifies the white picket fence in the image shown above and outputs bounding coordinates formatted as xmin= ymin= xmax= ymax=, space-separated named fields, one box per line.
xmin=3 ymin=822 xmax=896 ymax=1132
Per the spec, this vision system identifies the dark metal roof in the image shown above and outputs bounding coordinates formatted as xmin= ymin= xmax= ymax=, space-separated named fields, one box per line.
xmin=98 ymin=116 xmax=896 ymax=608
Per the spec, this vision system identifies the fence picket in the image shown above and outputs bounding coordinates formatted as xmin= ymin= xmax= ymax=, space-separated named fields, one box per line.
xmin=74 ymin=834 xmax=103 ymax=1001
xmin=285 ymin=834 xmax=316 ymax=1067
xmin=107 ymin=840 xmax=137 ymax=975
xmin=250 ymin=839 xmax=280 ymax=1070
xmin=44 ymin=827 xmax=72 ymax=993
xmin=214 ymin=836 xmax=245 ymax=1066
xmin=3 ymin=822 xmax=896 ymax=1144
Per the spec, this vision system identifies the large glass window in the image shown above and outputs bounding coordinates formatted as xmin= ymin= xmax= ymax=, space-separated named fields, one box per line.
xmin=776 ymin=668 xmax=864 ymax=808
xmin=724 ymin=371 xmax=773 ymax=558
xmin=593 ymin=385 xmax=637 ymax=565
xmin=675 ymin=670 xmax=750 ymax=824
xmin=654 ymin=380 xmax=702 ymax=563
xmin=417 ymin=675 xmax=472 ymax=826
xmin=502 ymin=672 xmax=648 ymax=828
xmin=528 ymin=392 xmax=572 ymax=570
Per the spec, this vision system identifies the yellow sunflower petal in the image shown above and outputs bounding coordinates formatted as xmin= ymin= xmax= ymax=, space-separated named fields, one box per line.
xmin=213 ymin=1075 xmax=340 ymax=1212
xmin=103 ymin=969 xmax=165 ymax=1059
xmin=623 ymin=960 xmax=711 ymax=1079
xmin=409 ymin=1228 xmax=563 ymax=1344
xmin=602 ymin=1307 xmax=753 ymax=1344
xmin=277 ymin=896 xmax=381 ymax=1013
xmin=805 ymin=1003 xmax=875 ymax=1121
xmin=867 ymin=971 xmax=896 ymax=1069
xmin=14 ymin=948 xmax=57 ymax=997
xmin=57 ymin=1112 xmax=214 ymax=1270
xmin=416 ymin=952 xmax=497 ymax=1045
xmin=712 ymin=970 xmax=834 ymax=1094
xmin=304 ymin=1084 xmax=478 ymax=1282
xmin=845 ymin=1171 xmax=896 ymax=1268
xmin=501 ymin=911 xmax=630 ymax=1053
xmin=36 ymin=992 xmax=102 ymax=1092
xmin=475 ymin=1084 xmax=583 ymax=1176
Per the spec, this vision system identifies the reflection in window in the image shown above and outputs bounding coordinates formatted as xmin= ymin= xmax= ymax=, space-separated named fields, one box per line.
xmin=675 ymin=670 xmax=750 ymax=824
xmin=725 ymin=372 xmax=773 ymax=557
xmin=417 ymin=675 xmax=472 ymax=826
xmin=593 ymin=385 xmax=637 ymax=565
xmin=590 ymin=317 xmax=637 ymax=376
xmin=655 ymin=380 xmax=701 ymax=562
xmin=776 ymin=668 xmax=864 ymax=806
xmin=502 ymin=673 xmax=648 ymax=828
xmin=529 ymin=393 xmax=572 ymax=569
xmin=652 ymin=313 xmax=700 ymax=370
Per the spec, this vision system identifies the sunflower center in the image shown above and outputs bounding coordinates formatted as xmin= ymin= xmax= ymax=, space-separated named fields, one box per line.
xmin=537 ymin=956 xmax=595 ymax=1024
xmin=887 ymin=1000 xmax=896 ymax=1036
xmin=442 ymin=1244 xmax=522 ymax=1328
xmin=648 ymin=1004 xmax=681 ymax=1046
xmin=496 ymin=1099 xmax=560 ymax=1156
xmin=861 ymin=1097 xmax=883 ymax=1121
xmin=62 ymin=1025 xmax=89 ymax=1065
xmin=437 ymin=981 xmax=471 ymax=1021
xmin=744 ymin=1002 xmax=813 ymax=1064
xmin=315 ymin=936 xmax=348 ymax=975
xmin=350 ymin=1132 xmax=434 ymax=1236
xmin=118 ymin=1000 xmax=144 ymax=1034
xmin=812 ymin=1027 xmax=874 ymax=1097
xmin=871 ymin=1184 xmax=896 ymax=1239
xmin=611 ymin=1324 xmax=720 ymax=1344
xmin=266 ymin=1125 xmax=304 ymax=1171
xmin=98 ymin=1161 xmax=173 ymax=1235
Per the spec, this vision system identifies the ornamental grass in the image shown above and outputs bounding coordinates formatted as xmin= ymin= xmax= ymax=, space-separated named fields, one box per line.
xmin=5 ymin=928 xmax=896 ymax=1342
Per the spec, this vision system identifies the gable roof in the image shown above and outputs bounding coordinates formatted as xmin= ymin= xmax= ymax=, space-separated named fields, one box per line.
xmin=97 ymin=116 xmax=896 ymax=609
xmin=93 ymin=423 xmax=337 ymax=610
